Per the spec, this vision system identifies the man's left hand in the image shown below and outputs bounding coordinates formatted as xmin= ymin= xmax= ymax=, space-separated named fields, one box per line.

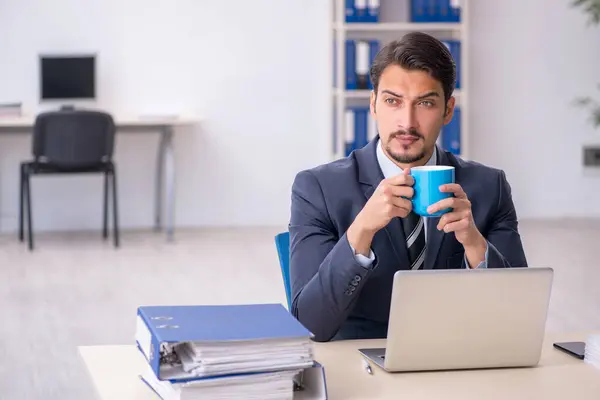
xmin=427 ymin=183 xmax=487 ymax=266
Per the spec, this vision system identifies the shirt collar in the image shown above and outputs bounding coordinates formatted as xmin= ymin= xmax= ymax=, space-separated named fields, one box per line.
xmin=376 ymin=138 xmax=437 ymax=179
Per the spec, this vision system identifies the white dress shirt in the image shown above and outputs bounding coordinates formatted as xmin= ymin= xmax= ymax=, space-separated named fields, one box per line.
xmin=351 ymin=139 xmax=488 ymax=269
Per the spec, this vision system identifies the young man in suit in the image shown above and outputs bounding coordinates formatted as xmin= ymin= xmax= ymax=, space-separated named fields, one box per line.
xmin=288 ymin=32 xmax=528 ymax=342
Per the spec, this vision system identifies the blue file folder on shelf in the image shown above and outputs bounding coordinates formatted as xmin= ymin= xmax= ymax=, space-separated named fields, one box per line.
xmin=345 ymin=0 xmax=379 ymax=23
xmin=354 ymin=0 xmax=367 ymax=22
xmin=439 ymin=0 xmax=461 ymax=22
xmin=411 ymin=0 xmax=461 ymax=22
xmin=355 ymin=40 xmax=370 ymax=90
xmin=368 ymin=40 xmax=380 ymax=90
xmin=345 ymin=39 xmax=379 ymax=91
xmin=441 ymin=107 xmax=461 ymax=155
xmin=410 ymin=0 xmax=437 ymax=22
xmin=345 ymin=40 xmax=356 ymax=90
xmin=135 ymin=303 xmax=316 ymax=382
xmin=442 ymin=40 xmax=461 ymax=89
xmin=345 ymin=0 xmax=356 ymax=22
xmin=366 ymin=0 xmax=380 ymax=22
xmin=345 ymin=106 xmax=370 ymax=156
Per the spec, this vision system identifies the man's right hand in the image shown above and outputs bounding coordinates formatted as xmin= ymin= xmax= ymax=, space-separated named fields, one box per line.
xmin=347 ymin=169 xmax=415 ymax=257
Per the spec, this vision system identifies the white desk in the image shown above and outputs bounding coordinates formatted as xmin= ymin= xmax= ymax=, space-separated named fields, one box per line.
xmin=79 ymin=331 xmax=600 ymax=400
xmin=0 ymin=115 xmax=199 ymax=241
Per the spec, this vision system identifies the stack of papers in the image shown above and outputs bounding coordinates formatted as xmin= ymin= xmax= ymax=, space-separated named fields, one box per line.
xmin=135 ymin=303 xmax=323 ymax=400
xmin=174 ymin=338 xmax=314 ymax=378
xmin=142 ymin=363 xmax=302 ymax=400
xmin=584 ymin=334 xmax=600 ymax=369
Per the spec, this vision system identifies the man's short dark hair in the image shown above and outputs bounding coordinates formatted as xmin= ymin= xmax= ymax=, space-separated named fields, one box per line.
xmin=369 ymin=32 xmax=456 ymax=105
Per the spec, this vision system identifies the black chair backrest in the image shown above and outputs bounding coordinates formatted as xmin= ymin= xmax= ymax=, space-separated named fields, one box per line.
xmin=33 ymin=110 xmax=116 ymax=166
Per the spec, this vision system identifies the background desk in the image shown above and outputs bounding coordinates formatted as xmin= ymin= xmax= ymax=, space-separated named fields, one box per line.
xmin=79 ymin=331 xmax=600 ymax=400
xmin=0 ymin=115 xmax=198 ymax=241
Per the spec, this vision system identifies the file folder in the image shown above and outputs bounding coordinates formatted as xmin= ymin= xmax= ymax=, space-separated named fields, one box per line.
xmin=140 ymin=360 xmax=328 ymax=400
xmin=345 ymin=106 xmax=369 ymax=156
xmin=344 ymin=108 xmax=355 ymax=156
xmin=354 ymin=0 xmax=367 ymax=22
xmin=366 ymin=0 xmax=380 ymax=23
xmin=368 ymin=40 xmax=380 ymax=90
xmin=345 ymin=40 xmax=357 ymax=90
xmin=135 ymin=303 xmax=314 ymax=382
xmin=410 ymin=0 xmax=427 ymax=22
xmin=367 ymin=109 xmax=378 ymax=141
xmin=345 ymin=0 xmax=356 ymax=22
xmin=441 ymin=107 xmax=461 ymax=155
xmin=438 ymin=0 xmax=461 ymax=22
xmin=355 ymin=40 xmax=370 ymax=90
xmin=355 ymin=107 xmax=369 ymax=150
xmin=427 ymin=0 xmax=438 ymax=21
xmin=449 ymin=0 xmax=461 ymax=22
xmin=438 ymin=0 xmax=450 ymax=22
xmin=442 ymin=40 xmax=461 ymax=89
xmin=411 ymin=0 xmax=438 ymax=22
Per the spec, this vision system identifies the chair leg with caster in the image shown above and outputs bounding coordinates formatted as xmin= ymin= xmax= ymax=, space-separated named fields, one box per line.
xmin=103 ymin=171 xmax=109 ymax=240
xmin=111 ymin=167 xmax=120 ymax=248
xmin=19 ymin=164 xmax=24 ymax=243
xmin=24 ymin=168 xmax=34 ymax=251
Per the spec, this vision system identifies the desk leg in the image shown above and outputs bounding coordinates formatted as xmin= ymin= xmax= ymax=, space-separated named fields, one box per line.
xmin=155 ymin=131 xmax=165 ymax=232
xmin=155 ymin=126 xmax=175 ymax=242
xmin=164 ymin=127 xmax=175 ymax=242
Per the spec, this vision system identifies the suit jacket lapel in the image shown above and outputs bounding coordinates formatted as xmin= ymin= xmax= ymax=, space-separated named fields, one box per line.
xmin=423 ymin=145 xmax=452 ymax=269
xmin=356 ymin=137 xmax=410 ymax=269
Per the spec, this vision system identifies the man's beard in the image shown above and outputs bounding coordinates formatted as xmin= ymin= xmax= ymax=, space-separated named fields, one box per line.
xmin=385 ymin=128 xmax=426 ymax=164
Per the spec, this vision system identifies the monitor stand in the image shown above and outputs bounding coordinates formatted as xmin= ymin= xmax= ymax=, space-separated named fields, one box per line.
xmin=60 ymin=105 xmax=76 ymax=111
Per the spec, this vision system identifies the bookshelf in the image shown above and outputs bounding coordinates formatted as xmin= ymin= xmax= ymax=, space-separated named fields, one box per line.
xmin=329 ymin=0 xmax=469 ymax=161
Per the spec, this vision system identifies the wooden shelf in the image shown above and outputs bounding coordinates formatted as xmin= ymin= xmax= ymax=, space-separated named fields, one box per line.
xmin=334 ymin=89 xmax=463 ymax=104
xmin=334 ymin=22 xmax=462 ymax=32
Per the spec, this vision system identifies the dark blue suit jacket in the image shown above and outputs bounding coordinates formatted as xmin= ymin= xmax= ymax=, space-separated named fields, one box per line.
xmin=288 ymin=137 xmax=528 ymax=342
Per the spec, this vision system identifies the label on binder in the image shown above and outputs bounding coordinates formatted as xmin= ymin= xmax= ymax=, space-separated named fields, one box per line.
xmin=367 ymin=111 xmax=378 ymax=141
xmin=345 ymin=110 xmax=355 ymax=144
xmin=356 ymin=41 xmax=370 ymax=75
xmin=355 ymin=0 xmax=367 ymax=9
xmin=450 ymin=0 xmax=460 ymax=8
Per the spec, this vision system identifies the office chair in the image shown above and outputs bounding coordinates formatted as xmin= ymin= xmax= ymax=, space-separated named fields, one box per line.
xmin=274 ymin=232 xmax=292 ymax=311
xmin=19 ymin=110 xmax=119 ymax=250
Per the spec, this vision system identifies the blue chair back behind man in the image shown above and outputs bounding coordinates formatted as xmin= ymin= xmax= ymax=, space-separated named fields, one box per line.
xmin=274 ymin=232 xmax=292 ymax=310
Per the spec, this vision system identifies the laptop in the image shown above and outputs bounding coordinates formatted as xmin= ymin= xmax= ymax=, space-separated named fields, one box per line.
xmin=359 ymin=267 xmax=554 ymax=372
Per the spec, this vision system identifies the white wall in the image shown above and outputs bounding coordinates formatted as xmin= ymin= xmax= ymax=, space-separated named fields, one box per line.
xmin=0 ymin=0 xmax=330 ymax=232
xmin=469 ymin=0 xmax=600 ymax=218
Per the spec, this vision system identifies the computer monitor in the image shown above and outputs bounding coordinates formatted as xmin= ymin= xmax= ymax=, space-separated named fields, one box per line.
xmin=40 ymin=55 xmax=96 ymax=101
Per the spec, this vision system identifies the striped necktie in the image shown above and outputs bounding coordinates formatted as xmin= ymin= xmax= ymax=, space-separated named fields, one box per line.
xmin=402 ymin=211 xmax=426 ymax=270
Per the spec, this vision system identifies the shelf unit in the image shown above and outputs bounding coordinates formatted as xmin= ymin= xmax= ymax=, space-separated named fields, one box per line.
xmin=329 ymin=0 xmax=469 ymax=161
xmin=333 ymin=22 xmax=462 ymax=32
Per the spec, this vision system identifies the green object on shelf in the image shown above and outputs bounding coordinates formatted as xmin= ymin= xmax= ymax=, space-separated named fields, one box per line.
xmin=572 ymin=0 xmax=600 ymax=127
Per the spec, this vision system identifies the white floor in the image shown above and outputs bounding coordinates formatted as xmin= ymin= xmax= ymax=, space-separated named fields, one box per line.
xmin=0 ymin=221 xmax=598 ymax=399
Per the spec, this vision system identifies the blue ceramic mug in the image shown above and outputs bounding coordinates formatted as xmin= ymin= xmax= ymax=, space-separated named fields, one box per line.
xmin=410 ymin=166 xmax=455 ymax=217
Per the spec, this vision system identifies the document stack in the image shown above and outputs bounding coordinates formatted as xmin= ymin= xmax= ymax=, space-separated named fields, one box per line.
xmin=584 ymin=334 xmax=600 ymax=370
xmin=135 ymin=303 xmax=327 ymax=400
